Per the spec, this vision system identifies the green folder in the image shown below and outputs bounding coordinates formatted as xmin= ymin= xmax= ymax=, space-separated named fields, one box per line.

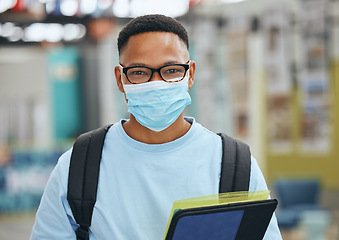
xmin=164 ymin=191 xmax=277 ymax=240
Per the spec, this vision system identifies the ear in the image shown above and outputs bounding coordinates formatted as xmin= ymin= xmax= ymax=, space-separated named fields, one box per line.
xmin=114 ymin=65 xmax=125 ymax=93
xmin=188 ymin=60 xmax=196 ymax=90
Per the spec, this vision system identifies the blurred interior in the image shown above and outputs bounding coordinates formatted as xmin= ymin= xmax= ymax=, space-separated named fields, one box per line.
xmin=0 ymin=0 xmax=339 ymax=239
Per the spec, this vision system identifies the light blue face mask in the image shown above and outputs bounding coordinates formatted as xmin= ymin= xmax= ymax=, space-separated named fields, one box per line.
xmin=123 ymin=76 xmax=191 ymax=132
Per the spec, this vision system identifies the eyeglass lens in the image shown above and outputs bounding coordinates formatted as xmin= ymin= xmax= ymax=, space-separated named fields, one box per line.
xmin=126 ymin=65 xmax=187 ymax=83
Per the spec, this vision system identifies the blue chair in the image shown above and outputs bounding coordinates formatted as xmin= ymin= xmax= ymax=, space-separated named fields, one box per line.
xmin=273 ymin=178 xmax=323 ymax=230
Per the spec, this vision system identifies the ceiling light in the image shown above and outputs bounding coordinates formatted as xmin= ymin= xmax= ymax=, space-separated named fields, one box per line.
xmin=25 ymin=23 xmax=46 ymax=42
xmin=63 ymin=23 xmax=79 ymax=41
xmin=8 ymin=26 xmax=24 ymax=42
xmin=221 ymin=0 xmax=247 ymax=3
xmin=2 ymin=22 xmax=15 ymax=38
xmin=60 ymin=0 xmax=79 ymax=16
xmin=0 ymin=0 xmax=17 ymax=13
xmin=75 ymin=24 xmax=86 ymax=39
xmin=80 ymin=0 xmax=97 ymax=15
xmin=113 ymin=0 xmax=189 ymax=18
xmin=45 ymin=23 xmax=64 ymax=42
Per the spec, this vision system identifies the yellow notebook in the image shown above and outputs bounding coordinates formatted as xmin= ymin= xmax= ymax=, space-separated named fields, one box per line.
xmin=163 ymin=190 xmax=270 ymax=240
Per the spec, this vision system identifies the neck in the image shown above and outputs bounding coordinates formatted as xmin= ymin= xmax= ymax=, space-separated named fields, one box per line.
xmin=122 ymin=114 xmax=191 ymax=144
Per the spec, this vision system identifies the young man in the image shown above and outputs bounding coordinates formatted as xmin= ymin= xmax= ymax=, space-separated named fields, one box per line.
xmin=30 ymin=14 xmax=282 ymax=239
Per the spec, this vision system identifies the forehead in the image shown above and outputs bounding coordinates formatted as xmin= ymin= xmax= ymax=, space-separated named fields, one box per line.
xmin=119 ymin=31 xmax=189 ymax=66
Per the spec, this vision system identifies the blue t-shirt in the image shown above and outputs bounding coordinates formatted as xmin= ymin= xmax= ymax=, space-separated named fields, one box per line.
xmin=30 ymin=118 xmax=282 ymax=239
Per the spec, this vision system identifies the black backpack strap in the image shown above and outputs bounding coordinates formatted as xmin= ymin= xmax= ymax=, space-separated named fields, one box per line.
xmin=217 ymin=133 xmax=251 ymax=193
xmin=67 ymin=124 xmax=113 ymax=240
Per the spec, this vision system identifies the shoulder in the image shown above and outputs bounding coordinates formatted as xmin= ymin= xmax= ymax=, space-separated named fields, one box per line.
xmin=191 ymin=123 xmax=222 ymax=154
xmin=190 ymin=118 xmax=221 ymax=142
xmin=57 ymin=149 xmax=72 ymax=168
xmin=46 ymin=149 xmax=72 ymax=192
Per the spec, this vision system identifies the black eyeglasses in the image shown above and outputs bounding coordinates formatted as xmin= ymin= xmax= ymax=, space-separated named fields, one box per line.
xmin=119 ymin=61 xmax=190 ymax=84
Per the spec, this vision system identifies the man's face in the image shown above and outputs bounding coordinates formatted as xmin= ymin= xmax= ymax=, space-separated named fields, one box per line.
xmin=115 ymin=31 xmax=195 ymax=92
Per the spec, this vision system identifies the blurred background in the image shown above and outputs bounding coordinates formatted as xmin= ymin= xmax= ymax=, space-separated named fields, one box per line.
xmin=0 ymin=0 xmax=338 ymax=239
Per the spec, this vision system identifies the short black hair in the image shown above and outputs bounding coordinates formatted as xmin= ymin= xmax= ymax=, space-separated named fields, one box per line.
xmin=117 ymin=14 xmax=189 ymax=55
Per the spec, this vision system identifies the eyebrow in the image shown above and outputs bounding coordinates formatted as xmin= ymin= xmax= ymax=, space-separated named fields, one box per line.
xmin=127 ymin=61 xmax=183 ymax=68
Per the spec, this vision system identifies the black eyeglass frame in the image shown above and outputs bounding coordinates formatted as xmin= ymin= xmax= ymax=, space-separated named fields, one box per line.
xmin=120 ymin=61 xmax=190 ymax=84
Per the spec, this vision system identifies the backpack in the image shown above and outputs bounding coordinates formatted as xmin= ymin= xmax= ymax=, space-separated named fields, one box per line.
xmin=67 ymin=124 xmax=251 ymax=240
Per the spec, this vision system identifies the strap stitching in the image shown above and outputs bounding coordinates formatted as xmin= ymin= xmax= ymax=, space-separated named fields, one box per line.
xmin=232 ymin=140 xmax=239 ymax=192
xmin=79 ymin=130 xmax=94 ymax=228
